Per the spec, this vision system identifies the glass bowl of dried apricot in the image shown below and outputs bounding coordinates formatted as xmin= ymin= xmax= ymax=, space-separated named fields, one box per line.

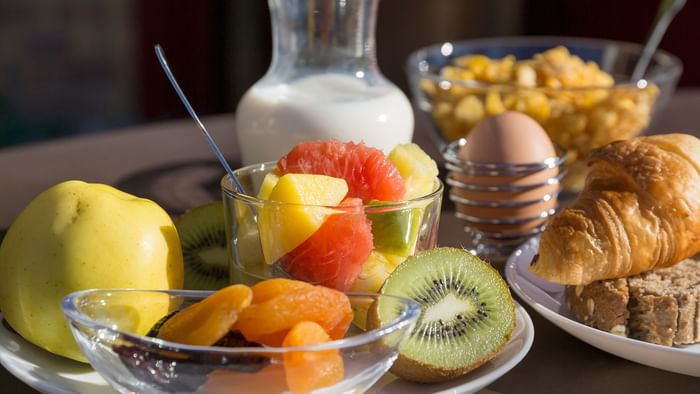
xmin=61 ymin=281 xmax=420 ymax=393
xmin=406 ymin=36 xmax=682 ymax=191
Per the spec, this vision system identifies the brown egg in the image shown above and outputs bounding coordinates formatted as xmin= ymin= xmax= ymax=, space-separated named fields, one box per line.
xmin=449 ymin=112 xmax=559 ymax=234
xmin=458 ymin=111 xmax=556 ymax=163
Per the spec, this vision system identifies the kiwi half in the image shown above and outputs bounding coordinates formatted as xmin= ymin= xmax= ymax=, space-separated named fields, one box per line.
xmin=176 ymin=201 xmax=229 ymax=290
xmin=369 ymin=247 xmax=515 ymax=383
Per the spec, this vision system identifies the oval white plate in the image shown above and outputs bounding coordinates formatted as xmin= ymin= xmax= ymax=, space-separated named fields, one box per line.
xmin=505 ymin=237 xmax=700 ymax=377
xmin=1 ymin=305 xmax=533 ymax=394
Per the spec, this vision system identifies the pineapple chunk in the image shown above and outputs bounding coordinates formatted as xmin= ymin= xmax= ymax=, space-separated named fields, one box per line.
xmin=388 ymin=143 xmax=439 ymax=200
xmin=350 ymin=251 xmax=405 ymax=329
xmin=350 ymin=251 xmax=404 ymax=293
xmin=258 ymin=174 xmax=348 ymax=264
xmin=257 ymin=171 xmax=280 ymax=200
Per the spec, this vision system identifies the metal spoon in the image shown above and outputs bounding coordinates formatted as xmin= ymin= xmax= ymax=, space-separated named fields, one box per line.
xmin=154 ymin=44 xmax=247 ymax=194
xmin=631 ymin=0 xmax=686 ymax=81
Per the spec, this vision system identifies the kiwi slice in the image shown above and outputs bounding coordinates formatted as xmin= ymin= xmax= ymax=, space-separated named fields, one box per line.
xmin=369 ymin=247 xmax=515 ymax=383
xmin=176 ymin=201 xmax=229 ymax=290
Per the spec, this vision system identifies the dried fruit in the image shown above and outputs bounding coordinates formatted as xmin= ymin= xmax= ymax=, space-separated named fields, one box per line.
xmin=282 ymin=321 xmax=344 ymax=394
xmin=237 ymin=285 xmax=352 ymax=346
xmin=158 ymin=285 xmax=253 ymax=346
xmin=250 ymin=278 xmax=312 ymax=304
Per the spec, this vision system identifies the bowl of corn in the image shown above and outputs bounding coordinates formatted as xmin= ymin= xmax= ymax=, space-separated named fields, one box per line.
xmin=406 ymin=36 xmax=682 ymax=191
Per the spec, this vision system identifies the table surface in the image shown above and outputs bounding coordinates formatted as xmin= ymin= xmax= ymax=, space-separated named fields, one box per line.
xmin=1 ymin=89 xmax=700 ymax=393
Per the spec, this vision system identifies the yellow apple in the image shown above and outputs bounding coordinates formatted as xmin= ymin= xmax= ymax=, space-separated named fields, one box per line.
xmin=0 ymin=180 xmax=184 ymax=362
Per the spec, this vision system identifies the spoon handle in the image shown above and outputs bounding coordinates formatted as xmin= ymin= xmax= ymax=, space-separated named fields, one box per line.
xmin=154 ymin=45 xmax=246 ymax=194
xmin=631 ymin=0 xmax=686 ymax=81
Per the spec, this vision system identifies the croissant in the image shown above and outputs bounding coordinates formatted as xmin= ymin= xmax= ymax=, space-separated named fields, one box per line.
xmin=529 ymin=133 xmax=700 ymax=285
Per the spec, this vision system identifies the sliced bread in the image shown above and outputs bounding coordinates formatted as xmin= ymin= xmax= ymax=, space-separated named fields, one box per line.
xmin=565 ymin=258 xmax=700 ymax=346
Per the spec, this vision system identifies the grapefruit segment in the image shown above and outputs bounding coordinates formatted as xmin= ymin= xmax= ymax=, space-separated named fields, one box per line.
xmin=279 ymin=197 xmax=373 ymax=291
xmin=278 ymin=140 xmax=406 ymax=202
xmin=258 ymin=174 xmax=348 ymax=264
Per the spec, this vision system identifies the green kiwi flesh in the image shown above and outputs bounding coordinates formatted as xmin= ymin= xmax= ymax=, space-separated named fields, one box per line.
xmin=371 ymin=247 xmax=515 ymax=383
xmin=176 ymin=201 xmax=229 ymax=290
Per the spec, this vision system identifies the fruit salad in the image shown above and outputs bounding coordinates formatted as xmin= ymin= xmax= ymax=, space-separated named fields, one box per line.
xmin=227 ymin=140 xmax=442 ymax=292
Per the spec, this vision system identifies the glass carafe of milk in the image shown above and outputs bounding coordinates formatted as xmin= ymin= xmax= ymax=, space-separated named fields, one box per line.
xmin=236 ymin=0 xmax=414 ymax=165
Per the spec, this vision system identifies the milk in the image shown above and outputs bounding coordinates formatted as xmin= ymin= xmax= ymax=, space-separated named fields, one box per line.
xmin=235 ymin=73 xmax=414 ymax=165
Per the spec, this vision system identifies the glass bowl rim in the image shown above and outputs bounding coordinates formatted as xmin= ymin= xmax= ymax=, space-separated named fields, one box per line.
xmin=221 ymin=161 xmax=444 ymax=209
xmin=61 ymin=288 xmax=421 ymax=354
xmin=406 ymin=35 xmax=683 ymax=89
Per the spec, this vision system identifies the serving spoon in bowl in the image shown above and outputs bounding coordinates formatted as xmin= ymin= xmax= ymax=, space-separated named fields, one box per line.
xmin=631 ymin=0 xmax=686 ymax=81
xmin=154 ymin=44 xmax=246 ymax=195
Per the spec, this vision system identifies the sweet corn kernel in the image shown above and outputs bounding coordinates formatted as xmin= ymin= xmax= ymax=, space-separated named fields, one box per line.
xmin=516 ymin=64 xmax=537 ymax=87
xmin=441 ymin=66 xmax=475 ymax=81
xmin=454 ymin=95 xmax=484 ymax=124
xmin=485 ymin=91 xmax=507 ymax=115
xmin=454 ymin=54 xmax=491 ymax=76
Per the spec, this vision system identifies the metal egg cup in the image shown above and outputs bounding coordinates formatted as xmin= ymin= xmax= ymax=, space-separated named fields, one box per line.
xmin=443 ymin=138 xmax=568 ymax=265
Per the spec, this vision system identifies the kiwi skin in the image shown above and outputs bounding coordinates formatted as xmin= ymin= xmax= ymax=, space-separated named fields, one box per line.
xmin=369 ymin=247 xmax=516 ymax=383
xmin=176 ymin=201 xmax=230 ymax=290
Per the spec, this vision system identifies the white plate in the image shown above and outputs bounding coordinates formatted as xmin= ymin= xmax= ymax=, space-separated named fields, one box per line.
xmin=1 ymin=305 xmax=533 ymax=394
xmin=505 ymin=237 xmax=700 ymax=377
xmin=370 ymin=303 xmax=534 ymax=394
xmin=0 ymin=316 xmax=111 ymax=394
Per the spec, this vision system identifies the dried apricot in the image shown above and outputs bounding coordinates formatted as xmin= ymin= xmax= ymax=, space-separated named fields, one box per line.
xmin=237 ymin=285 xmax=352 ymax=346
xmin=158 ymin=285 xmax=252 ymax=346
xmin=282 ymin=321 xmax=344 ymax=394
xmin=250 ymin=278 xmax=311 ymax=304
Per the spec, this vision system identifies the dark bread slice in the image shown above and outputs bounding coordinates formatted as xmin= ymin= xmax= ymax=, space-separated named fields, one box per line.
xmin=566 ymin=258 xmax=700 ymax=346
xmin=565 ymin=279 xmax=628 ymax=335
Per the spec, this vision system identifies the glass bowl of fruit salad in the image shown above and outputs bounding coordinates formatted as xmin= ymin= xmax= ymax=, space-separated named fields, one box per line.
xmin=222 ymin=141 xmax=443 ymax=292
xmin=406 ymin=36 xmax=682 ymax=191
xmin=61 ymin=284 xmax=420 ymax=394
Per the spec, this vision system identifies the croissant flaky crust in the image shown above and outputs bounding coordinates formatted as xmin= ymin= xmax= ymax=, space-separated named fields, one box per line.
xmin=529 ymin=133 xmax=700 ymax=285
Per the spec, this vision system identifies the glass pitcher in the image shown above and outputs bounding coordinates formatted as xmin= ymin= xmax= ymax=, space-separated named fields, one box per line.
xmin=235 ymin=0 xmax=414 ymax=165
